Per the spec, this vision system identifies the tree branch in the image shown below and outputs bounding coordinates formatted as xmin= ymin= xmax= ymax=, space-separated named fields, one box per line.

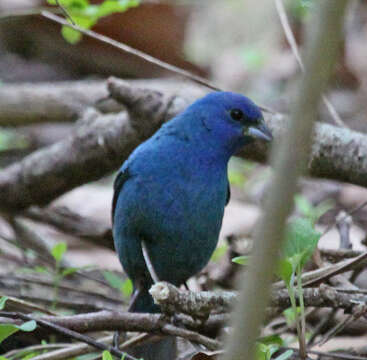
xmin=0 ymin=81 xmax=108 ymax=126
xmin=1 ymin=77 xmax=367 ymax=212
xmin=149 ymin=282 xmax=367 ymax=319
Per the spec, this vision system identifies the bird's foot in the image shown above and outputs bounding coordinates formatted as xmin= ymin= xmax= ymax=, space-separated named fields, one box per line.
xmin=113 ymin=330 xmax=126 ymax=350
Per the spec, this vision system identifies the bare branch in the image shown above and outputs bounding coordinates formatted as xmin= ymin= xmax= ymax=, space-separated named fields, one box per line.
xmin=0 ymin=81 xmax=108 ymax=126
xmin=1 ymin=78 xmax=367 ymax=212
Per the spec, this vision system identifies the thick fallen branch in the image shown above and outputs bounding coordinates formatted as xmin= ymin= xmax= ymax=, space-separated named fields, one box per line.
xmin=0 ymin=310 xmax=221 ymax=351
xmin=150 ymin=282 xmax=367 ymax=319
xmin=3 ymin=279 xmax=366 ymax=337
xmin=0 ymin=78 xmax=367 ymax=211
xmin=0 ymin=81 xmax=108 ymax=126
xmin=0 ymin=311 xmax=136 ymax=360
xmin=0 ymin=79 xmax=200 ymax=126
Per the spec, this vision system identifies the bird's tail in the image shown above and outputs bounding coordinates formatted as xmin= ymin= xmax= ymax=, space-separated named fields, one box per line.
xmin=128 ymin=287 xmax=177 ymax=359
xmin=128 ymin=336 xmax=177 ymax=360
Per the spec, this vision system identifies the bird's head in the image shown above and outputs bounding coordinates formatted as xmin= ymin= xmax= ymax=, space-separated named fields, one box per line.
xmin=186 ymin=91 xmax=273 ymax=156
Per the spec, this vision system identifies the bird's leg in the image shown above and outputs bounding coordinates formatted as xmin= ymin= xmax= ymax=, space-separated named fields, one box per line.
xmin=113 ymin=330 xmax=127 ymax=350
xmin=141 ymin=240 xmax=160 ymax=283
xmin=128 ymin=288 xmax=141 ymax=311
xmin=114 ymin=289 xmax=142 ymax=350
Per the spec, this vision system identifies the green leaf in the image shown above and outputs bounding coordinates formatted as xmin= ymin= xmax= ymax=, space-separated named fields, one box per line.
xmin=22 ymin=353 xmax=40 ymax=360
xmin=282 ymin=217 xmax=321 ymax=270
xmin=255 ymin=342 xmax=279 ymax=360
xmin=48 ymin=0 xmax=89 ymax=9
xmin=211 ymin=244 xmax=228 ymax=262
xmin=0 ymin=297 xmax=8 ymax=310
xmin=34 ymin=266 xmax=48 ymax=273
xmin=103 ymin=271 xmax=131 ymax=297
xmin=51 ymin=242 xmax=67 ymax=263
xmin=62 ymin=267 xmax=80 ymax=277
xmin=0 ymin=325 xmax=18 ymax=343
xmin=283 ymin=307 xmax=301 ymax=327
xmin=102 ymin=351 xmax=113 ymax=360
xmin=0 ymin=356 xmax=9 ymax=360
xmin=62 ymin=26 xmax=82 ymax=44
xmin=121 ymin=278 xmax=133 ymax=297
xmin=241 ymin=46 xmax=266 ymax=71
xmin=0 ymin=320 xmax=36 ymax=343
xmin=19 ymin=320 xmax=37 ymax=332
xmin=294 ymin=195 xmax=313 ymax=217
xmin=274 ymin=350 xmax=294 ymax=360
xmin=232 ymin=255 xmax=250 ymax=266
xmin=228 ymin=169 xmax=245 ymax=186
xmin=257 ymin=334 xmax=284 ymax=347
xmin=295 ymin=194 xmax=334 ymax=224
xmin=276 ymin=258 xmax=293 ymax=285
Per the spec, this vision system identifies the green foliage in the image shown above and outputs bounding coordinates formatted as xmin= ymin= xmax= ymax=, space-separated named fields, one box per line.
xmin=51 ymin=242 xmax=67 ymax=264
xmin=0 ymin=320 xmax=37 ymax=344
xmin=0 ymin=129 xmax=28 ymax=152
xmin=211 ymin=244 xmax=228 ymax=262
xmin=103 ymin=271 xmax=133 ymax=297
xmin=294 ymin=194 xmax=333 ymax=225
xmin=102 ymin=351 xmax=113 ymax=360
xmin=47 ymin=0 xmax=141 ymax=43
xmin=0 ymin=297 xmax=8 ymax=310
xmin=232 ymin=213 xmax=321 ymax=358
xmin=50 ymin=242 xmax=82 ymax=308
xmin=231 ymin=255 xmax=250 ymax=265
xmin=255 ymin=335 xmax=293 ymax=360
xmin=241 ymin=46 xmax=266 ymax=71
xmin=228 ymin=158 xmax=256 ymax=187
xmin=277 ymin=217 xmax=321 ymax=285
xmin=273 ymin=350 xmax=294 ymax=360
xmin=287 ymin=0 xmax=312 ymax=20
xmin=283 ymin=306 xmax=301 ymax=327
xmin=277 ymin=217 xmax=321 ymax=359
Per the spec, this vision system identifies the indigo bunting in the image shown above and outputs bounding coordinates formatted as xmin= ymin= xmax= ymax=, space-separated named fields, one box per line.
xmin=112 ymin=91 xmax=272 ymax=357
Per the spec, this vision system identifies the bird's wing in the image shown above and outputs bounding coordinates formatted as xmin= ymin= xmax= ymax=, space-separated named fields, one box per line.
xmin=111 ymin=168 xmax=130 ymax=225
xmin=226 ymin=183 xmax=231 ymax=206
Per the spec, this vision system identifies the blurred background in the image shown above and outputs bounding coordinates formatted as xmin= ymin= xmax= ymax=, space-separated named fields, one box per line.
xmin=1 ymin=0 xmax=367 ymax=356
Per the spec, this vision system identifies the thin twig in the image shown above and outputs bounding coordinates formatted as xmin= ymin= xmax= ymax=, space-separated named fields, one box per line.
xmin=0 ymin=294 xmax=56 ymax=315
xmin=274 ymin=0 xmax=346 ymax=128
xmin=0 ymin=7 xmax=61 ymax=19
xmin=55 ymin=0 xmax=75 ymax=25
xmin=316 ymin=304 xmax=367 ymax=347
xmin=28 ymin=336 xmax=113 ymax=360
xmin=282 ymin=347 xmax=367 ymax=360
xmin=41 ymin=11 xmax=220 ymax=91
xmin=336 ymin=211 xmax=352 ymax=249
xmin=0 ymin=312 xmax=137 ymax=360
xmin=3 ymin=343 xmax=71 ymax=360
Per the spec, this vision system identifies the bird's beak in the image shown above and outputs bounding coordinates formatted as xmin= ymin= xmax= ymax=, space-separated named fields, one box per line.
xmin=247 ymin=121 xmax=273 ymax=142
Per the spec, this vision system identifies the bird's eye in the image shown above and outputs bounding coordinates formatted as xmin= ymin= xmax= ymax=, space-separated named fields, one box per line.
xmin=230 ymin=109 xmax=244 ymax=121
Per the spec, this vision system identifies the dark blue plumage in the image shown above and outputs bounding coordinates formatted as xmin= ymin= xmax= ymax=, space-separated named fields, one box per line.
xmin=112 ymin=91 xmax=272 ymax=358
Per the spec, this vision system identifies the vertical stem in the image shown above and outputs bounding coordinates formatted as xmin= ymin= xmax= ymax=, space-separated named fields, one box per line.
xmin=223 ymin=2 xmax=349 ymax=359
xmin=297 ymin=265 xmax=307 ymax=358
xmin=286 ymin=282 xmax=302 ymax=344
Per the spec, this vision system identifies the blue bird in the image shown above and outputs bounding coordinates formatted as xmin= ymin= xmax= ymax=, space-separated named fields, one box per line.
xmin=112 ymin=91 xmax=272 ymax=358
